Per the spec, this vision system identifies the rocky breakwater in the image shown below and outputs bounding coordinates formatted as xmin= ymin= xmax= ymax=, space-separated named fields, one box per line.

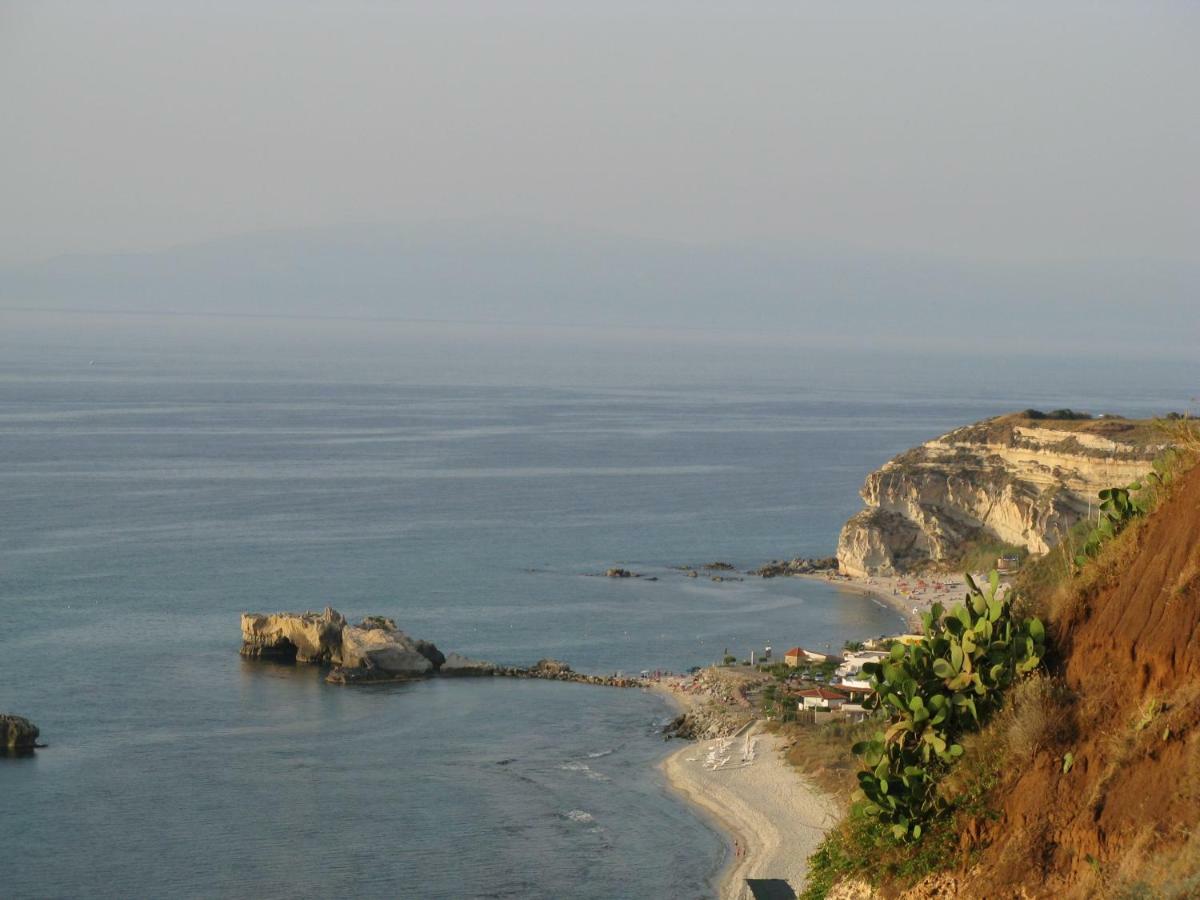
xmin=491 ymin=658 xmax=641 ymax=688
xmin=1 ymin=714 xmax=41 ymax=753
xmin=837 ymin=412 xmax=1165 ymax=577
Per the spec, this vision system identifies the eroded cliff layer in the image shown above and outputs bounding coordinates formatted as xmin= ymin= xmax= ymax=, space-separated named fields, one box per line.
xmin=837 ymin=414 xmax=1166 ymax=576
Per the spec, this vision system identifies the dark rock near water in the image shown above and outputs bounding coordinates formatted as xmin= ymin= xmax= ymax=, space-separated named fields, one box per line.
xmin=703 ymin=561 xmax=736 ymax=571
xmin=663 ymin=713 xmax=699 ymax=740
xmin=605 ymin=568 xmax=634 ymax=578
xmin=751 ymin=556 xmax=839 ymax=578
xmin=415 ymin=639 xmax=446 ymax=671
xmin=1 ymin=714 xmax=40 ymax=752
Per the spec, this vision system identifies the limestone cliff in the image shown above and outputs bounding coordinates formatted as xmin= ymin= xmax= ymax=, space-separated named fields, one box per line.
xmin=836 ymin=413 xmax=1166 ymax=576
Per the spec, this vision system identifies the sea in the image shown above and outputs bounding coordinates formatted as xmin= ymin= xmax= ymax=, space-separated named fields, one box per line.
xmin=1 ymin=328 xmax=1194 ymax=899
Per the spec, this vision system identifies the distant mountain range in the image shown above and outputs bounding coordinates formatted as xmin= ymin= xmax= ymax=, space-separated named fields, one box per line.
xmin=2 ymin=221 xmax=1195 ymax=354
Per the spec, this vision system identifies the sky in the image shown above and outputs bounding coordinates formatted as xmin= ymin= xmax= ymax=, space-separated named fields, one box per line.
xmin=3 ymin=1 xmax=1197 ymax=268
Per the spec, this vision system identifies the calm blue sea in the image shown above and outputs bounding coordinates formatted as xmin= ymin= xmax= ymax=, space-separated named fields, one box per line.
xmin=1 ymin=339 xmax=1193 ymax=899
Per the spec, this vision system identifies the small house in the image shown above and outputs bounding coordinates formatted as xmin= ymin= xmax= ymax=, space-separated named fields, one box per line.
xmin=797 ymin=687 xmax=849 ymax=710
xmin=784 ymin=647 xmax=830 ymax=667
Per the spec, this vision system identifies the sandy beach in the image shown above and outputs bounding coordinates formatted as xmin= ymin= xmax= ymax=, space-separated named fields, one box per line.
xmin=798 ymin=571 xmax=979 ymax=631
xmin=661 ymin=722 xmax=839 ymax=899
xmin=647 ymin=567 xmax=994 ymax=898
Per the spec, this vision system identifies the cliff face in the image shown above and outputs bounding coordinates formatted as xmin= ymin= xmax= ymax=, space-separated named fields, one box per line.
xmin=837 ymin=415 xmax=1165 ymax=576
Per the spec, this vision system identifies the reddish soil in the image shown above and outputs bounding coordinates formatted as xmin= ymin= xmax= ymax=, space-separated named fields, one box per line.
xmin=948 ymin=462 xmax=1200 ymax=898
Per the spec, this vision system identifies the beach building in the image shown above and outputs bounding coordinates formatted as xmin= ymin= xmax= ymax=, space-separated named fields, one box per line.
xmin=835 ymin=650 xmax=888 ymax=680
xmin=797 ymin=687 xmax=849 ymax=711
xmin=836 ymin=682 xmax=873 ymax=704
xmin=784 ymin=647 xmax=830 ymax=667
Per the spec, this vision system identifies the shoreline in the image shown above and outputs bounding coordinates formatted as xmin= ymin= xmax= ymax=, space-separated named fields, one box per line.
xmin=643 ymin=565 xmax=978 ymax=897
xmin=650 ymin=681 xmax=837 ymax=899
xmin=792 ymin=570 xmax=973 ymax=632
xmin=658 ymin=721 xmax=838 ymax=899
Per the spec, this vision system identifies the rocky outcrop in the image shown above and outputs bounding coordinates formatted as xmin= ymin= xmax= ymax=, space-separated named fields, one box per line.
xmin=837 ymin=414 xmax=1165 ymax=576
xmin=330 ymin=622 xmax=435 ymax=683
xmin=240 ymin=608 xmax=444 ymax=684
xmin=240 ymin=607 xmax=347 ymax=664
xmin=440 ymin=653 xmax=498 ymax=676
xmin=752 ymin=556 xmax=839 ymax=578
xmin=237 ymin=610 xmax=639 ymax=689
xmin=414 ymin=639 xmax=446 ymax=670
xmin=1 ymin=714 xmax=40 ymax=752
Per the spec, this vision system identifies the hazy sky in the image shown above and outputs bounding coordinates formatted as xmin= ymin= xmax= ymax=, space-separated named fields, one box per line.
xmin=3 ymin=1 xmax=1197 ymax=268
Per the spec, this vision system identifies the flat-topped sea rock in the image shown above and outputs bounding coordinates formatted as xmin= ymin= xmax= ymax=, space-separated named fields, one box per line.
xmin=240 ymin=606 xmax=346 ymax=664
xmin=1 ymin=714 xmax=40 ymax=752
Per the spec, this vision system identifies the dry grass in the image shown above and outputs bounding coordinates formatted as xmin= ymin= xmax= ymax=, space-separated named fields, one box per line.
xmin=999 ymin=674 xmax=1077 ymax=762
xmin=768 ymin=718 xmax=877 ymax=804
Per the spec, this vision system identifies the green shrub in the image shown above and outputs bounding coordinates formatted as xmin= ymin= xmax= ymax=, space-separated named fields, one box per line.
xmin=1073 ymin=469 xmax=1173 ymax=570
xmin=850 ymin=571 xmax=1044 ymax=840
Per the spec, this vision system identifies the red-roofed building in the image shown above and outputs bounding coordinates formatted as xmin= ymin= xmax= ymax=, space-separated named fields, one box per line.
xmin=784 ymin=647 xmax=831 ymax=667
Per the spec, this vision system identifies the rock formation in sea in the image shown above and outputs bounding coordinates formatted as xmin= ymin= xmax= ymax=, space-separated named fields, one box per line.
xmin=331 ymin=620 xmax=436 ymax=683
xmin=836 ymin=413 xmax=1165 ymax=576
xmin=1 ymin=714 xmax=40 ymax=752
xmin=751 ymin=556 xmax=839 ymax=578
xmin=240 ymin=607 xmax=347 ymax=663
xmin=239 ymin=608 xmax=444 ymax=683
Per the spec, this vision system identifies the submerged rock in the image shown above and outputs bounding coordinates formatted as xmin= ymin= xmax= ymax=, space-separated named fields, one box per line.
xmin=1 ymin=714 xmax=40 ymax=752
xmin=240 ymin=607 xmax=346 ymax=664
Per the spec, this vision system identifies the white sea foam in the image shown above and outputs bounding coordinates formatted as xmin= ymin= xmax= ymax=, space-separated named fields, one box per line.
xmin=558 ymin=761 xmax=610 ymax=782
xmin=565 ymin=810 xmax=594 ymax=823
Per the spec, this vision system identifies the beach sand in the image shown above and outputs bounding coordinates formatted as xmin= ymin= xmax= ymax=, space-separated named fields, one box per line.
xmin=798 ymin=571 xmax=983 ymax=631
xmin=661 ymin=722 xmax=839 ymax=900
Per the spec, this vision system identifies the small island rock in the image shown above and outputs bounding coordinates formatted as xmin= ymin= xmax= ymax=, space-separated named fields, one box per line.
xmin=240 ymin=607 xmax=346 ymax=664
xmin=1 ymin=714 xmax=40 ymax=752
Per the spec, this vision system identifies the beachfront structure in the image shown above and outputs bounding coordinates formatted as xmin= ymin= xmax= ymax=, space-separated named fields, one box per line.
xmin=997 ymin=555 xmax=1021 ymax=573
xmin=797 ymin=687 xmax=849 ymax=710
xmin=784 ymin=647 xmax=830 ymax=667
xmin=836 ymin=682 xmax=873 ymax=704
xmin=835 ymin=650 xmax=888 ymax=680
